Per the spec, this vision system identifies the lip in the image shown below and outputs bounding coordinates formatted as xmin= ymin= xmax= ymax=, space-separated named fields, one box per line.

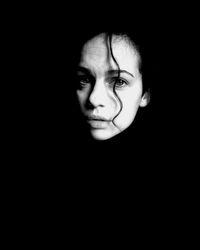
xmin=87 ymin=115 xmax=110 ymax=121
xmin=87 ymin=118 xmax=111 ymax=129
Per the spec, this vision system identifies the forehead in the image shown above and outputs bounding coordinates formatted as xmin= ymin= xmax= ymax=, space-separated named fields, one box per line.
xmin=80 ymin=33 xmax=139 ymax=72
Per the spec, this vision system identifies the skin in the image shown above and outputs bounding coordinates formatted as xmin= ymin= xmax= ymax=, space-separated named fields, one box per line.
xmin=76 ymin=33 xmax=149 ymax=140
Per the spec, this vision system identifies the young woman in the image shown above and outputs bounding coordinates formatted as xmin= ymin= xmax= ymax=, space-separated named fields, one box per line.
xmin=73 ymin=30 xmax=155 ymax=144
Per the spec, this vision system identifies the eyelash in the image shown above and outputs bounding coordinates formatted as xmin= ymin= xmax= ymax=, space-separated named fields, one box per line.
xmin=110 ymin=77 xmax=128 ymax=89
xmin=77 ymin=76 xmax=93 ymax=87
xmin=77 ymin=76 xmax=128 ymax=89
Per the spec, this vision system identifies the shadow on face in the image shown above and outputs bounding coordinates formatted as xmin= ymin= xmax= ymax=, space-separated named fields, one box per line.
xmin=75 ymin=32 xmax=150 ymax=141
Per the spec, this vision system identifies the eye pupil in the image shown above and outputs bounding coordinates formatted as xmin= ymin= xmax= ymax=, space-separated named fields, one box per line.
xmin=117 ymin=79 xmax=124 ymax=85
xmin=112 ymin=78 xmax=127 ymax=88
xmin=81 ymin=77 xmax=90 ymax=84
xmin=76 ymin=75 xmax=92 ymax=88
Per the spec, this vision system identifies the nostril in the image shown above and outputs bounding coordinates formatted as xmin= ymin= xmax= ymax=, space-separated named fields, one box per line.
xmin=86 ymin=99 xmax=95 ymax=109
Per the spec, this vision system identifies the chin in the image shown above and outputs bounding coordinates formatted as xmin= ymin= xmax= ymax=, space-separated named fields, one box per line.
xmin=90 ymin=128 xmax=120 ymax=141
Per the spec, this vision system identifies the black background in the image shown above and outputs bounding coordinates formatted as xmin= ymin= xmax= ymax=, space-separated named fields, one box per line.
xmin=16 ymin=7 xmax=189 ymax=159
xmin=5 ymin=3 xmax=197 ymax=177
xmin=3 ymin=3 xmax=198 ymax=238
xmin=6 ymin=3 xmax=197 ymax=181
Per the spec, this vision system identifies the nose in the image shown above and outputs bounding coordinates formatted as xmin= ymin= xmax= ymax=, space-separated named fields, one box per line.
xmin=88 ymin=80 xmax=109 ymax=108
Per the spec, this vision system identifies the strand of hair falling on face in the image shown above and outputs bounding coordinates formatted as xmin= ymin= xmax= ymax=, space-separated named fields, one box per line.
xmin=108 ymin=33 xmax=123 ymax=132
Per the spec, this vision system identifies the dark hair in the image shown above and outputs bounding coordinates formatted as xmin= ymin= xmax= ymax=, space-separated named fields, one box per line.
xmin=107 ymin=33 xmax=123 ymax=130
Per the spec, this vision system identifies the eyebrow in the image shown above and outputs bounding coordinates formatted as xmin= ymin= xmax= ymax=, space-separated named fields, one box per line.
xmin=77 ymin=66 xmax=91 ymax=74
xmin=107 ymin=69 xmax=135 ymax=78
xmin=77 ymin=66 xmax=135 ymax=78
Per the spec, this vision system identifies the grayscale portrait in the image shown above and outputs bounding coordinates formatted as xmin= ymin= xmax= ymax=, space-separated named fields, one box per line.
xmin=73 ymin=28 xmax=157 ymax=143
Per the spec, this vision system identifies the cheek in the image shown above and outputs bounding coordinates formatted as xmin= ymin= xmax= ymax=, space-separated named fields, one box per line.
xmin=115 ymin=87 xmax=142 ymax=128
xmin=76 ymin=90 xmax=88 ymax=106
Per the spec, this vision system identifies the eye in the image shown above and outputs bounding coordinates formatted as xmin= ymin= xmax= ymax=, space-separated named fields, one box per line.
xmin=77 ymin=75 xmax=93 ymax=88
xmin=110 ymin=78 xmax=128 ymax=89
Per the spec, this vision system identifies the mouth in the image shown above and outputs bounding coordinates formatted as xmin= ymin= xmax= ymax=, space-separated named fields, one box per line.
xmin=86 ymin=117 xmax=111 ymax=129
xmin=87 ymin=115 xmax=109 ymax=121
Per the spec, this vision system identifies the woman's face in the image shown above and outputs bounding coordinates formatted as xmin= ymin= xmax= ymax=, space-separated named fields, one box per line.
xmin=76 ymin=33 xmax=148 ymax=140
